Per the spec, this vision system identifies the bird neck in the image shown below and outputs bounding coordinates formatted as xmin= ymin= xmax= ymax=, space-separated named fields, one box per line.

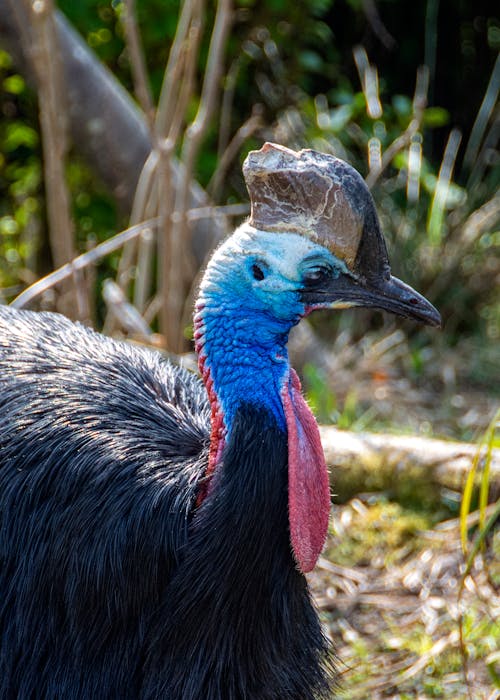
xmin=194 ymin=296 xmax=292 ymax=486
xmin=193 ymin=240 xmax=331 ymax=574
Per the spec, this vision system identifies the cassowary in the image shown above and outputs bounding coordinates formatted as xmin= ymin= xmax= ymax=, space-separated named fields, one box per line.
xmin=0 ymin=143 xmax=440 ymax=699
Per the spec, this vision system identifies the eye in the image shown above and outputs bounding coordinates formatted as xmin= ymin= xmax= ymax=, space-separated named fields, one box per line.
xmin=251 ymin=263 xmax=265 ymax=281
xmin=302 ymin=266 xmax=331 ymax=287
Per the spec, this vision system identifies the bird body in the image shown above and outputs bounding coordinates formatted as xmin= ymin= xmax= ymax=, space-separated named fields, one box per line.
xmin=0 ymin=143 xmax=440 ymax=698
xmin=0 ymin=305 xmax=330 ymax=698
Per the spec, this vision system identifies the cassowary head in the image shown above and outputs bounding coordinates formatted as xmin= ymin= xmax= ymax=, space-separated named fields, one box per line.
xmin=241 ymin=142 xmax=441 ymax=325
xmin=198 ymin=143 xmax=440 ymax=330
xmin=194 ymin=143 xmax=440 ymax=573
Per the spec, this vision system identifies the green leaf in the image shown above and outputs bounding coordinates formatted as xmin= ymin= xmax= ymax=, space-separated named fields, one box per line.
xmin=3 ymin=74 xmax=26 ymax=95
xmin=460 ymin=409 xmax=500 ymax=553
xmin=0 ymin=49 xmax=12 ymax=69
xmin=0 ymin=216 xmax=18 ymax=236
xmin=423 ymin=107 xmax=450 ymax=127
xmin=4 ymin=123 xmax=39 ymax=151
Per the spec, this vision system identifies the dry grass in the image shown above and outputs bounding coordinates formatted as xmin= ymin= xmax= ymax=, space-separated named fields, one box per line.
xmin=309 ymin=498 xmax=500 ymax=699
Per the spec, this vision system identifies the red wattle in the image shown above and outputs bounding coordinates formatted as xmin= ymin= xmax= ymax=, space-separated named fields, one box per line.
xmin=282 ymin=369 xmax=331 ymax=573
xmin=194 ymin=312 xmax=226 ymax=507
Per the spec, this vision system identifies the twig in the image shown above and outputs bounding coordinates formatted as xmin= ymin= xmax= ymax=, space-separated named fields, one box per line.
xmin=129 ymin=151 xmax=160 ymax=225
xmin=155 ymin=0 xmax=201 ymax=137
xmin=188 ymin=201 xmax=249 ymax=220
xmin=427 ymin=128 xmax=462 ymax=245
xmin=10 ymin=218 xmax=159 ymax=309
xmin=317 ymin=557 xmax=368 ymax=583
xmin=163 ymin=0 xmax=233 ymax=352
xmin=156 ymin=16 xmax=203 ymax=348
xmin=115 ymin=0 xmax=165 ymax=299
xmin=463 ymin=53 xmax=500 ymax=171
xmin=166 ymin=22 xmax=203 ymax=146
xmin=111 ymin=0 xmax=201 ymax=318
xmin=208 ymin=110 xmax=263 ymax=199
xmin=406 ymin=133 xmax=422 ymax=203
xmin=26 ymin=0 xmax=77 ymax=311
xmin=398 ymin=630 xmax=460 ymax=683
xmin=122 ymin=0 xmax=155 ymax=125
xmin=157 ymin=137 xmax=176 ymax=350
xmin=459 ymin=191 xmax=500 ymax=248
xmin=115 ymin=149 xmax=161 ymax=306
xmin=217 ymin=55 xmax=241 ymax=161
xmin=102 ymin=279 xmax=153 ymax=340
xmin=7 ymin=198 xmax=241 ymax=313
xmin=366 ymin=65 xmax=429 ymax=189
xmin=133 ymin=227 xmax=155 ymax=313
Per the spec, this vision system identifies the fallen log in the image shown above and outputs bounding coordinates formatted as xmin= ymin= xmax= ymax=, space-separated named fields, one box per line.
xmin=320 ymin=426 xmax=500 ymax=504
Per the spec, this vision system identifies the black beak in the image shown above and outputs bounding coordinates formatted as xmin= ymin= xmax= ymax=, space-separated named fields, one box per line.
xmin=351 ymin=205 xmax=441 ymax=327
xmin=299 ymin=198 xmax=441 ymax=328
xmin=301 ymin=271 xmax=441 ymax=327
xmin=348 ymin=273 xmax=441 ymax=327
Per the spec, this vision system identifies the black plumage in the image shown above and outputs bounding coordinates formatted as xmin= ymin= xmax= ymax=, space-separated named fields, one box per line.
xmin=0 ymin=306 xmax=333 ymax=699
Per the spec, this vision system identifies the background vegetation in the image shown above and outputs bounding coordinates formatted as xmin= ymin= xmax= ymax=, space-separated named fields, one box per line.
xmin=0 ymin=0 xmax=498 ymax=697
xmin=0 ymin=0 xmax=498 ymax=438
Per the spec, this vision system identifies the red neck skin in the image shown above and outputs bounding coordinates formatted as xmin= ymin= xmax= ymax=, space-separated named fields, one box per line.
xmin=193 ymin=309 xmax=226 ymax=506
xmin=282 ymin=368 xmax=331 ymax=573
xmin=193 ymin=305 xmax=330 ymax=573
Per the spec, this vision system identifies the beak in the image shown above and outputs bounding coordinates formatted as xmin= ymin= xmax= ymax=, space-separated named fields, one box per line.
xmin=301 ymin=271 xmax=441 ymax=327
xmin=348 ymin=273 xmax=441 ymax=327
xmin=300 ymin=192 xmax=441 ymax=328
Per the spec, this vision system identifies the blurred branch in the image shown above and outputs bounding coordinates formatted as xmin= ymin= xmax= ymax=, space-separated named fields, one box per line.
xmin=208 ymin=108 xmax=263 ymax=199
xmin=163 ymin=0 xmax=233 ymax=352
xmin=463 ymin=53 xmax=500 ymax=172
xmin=366 ymin=65 xmax=429 ymax=189
xmin=15 ymin=0 xmax=81 ymax=315
xmin=155 ymin=0 xmax=199 ymax=136
xmin=122 ymin=0 xmax=155 ymax=125
xmin=427 ymin=128 xmax=462 ymax=245
xmin=362 ymin=0 xmax=396 ymax=51
xmin=11 ymin=218 xmax=159 ymax=309
xmin=353 ymin=45 xmax=382 ymax=120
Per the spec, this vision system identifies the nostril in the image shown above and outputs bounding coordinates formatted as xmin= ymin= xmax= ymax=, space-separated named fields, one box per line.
xmin=409 ymin=297 xmax=419 ymax=305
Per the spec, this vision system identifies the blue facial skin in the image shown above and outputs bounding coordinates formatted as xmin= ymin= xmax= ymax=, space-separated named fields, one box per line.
xmin=195 ymin=225 xmax=347 ymax=435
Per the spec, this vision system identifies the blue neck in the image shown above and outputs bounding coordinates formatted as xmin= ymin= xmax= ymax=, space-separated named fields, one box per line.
xmin=196 ymin=301 xmax=293 ymax=434
xmin=194 ymin=225 xmax=310 ymax=439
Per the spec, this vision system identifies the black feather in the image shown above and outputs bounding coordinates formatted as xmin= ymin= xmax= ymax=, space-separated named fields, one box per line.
xmin=0 ymin=306 xmax=334 ymax=698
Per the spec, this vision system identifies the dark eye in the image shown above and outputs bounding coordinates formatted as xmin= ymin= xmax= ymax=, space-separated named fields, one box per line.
xmin=252 ymin=263 xmax=265 ymax=281
xmin=302 ymin=266 xmax=330 ymax=287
